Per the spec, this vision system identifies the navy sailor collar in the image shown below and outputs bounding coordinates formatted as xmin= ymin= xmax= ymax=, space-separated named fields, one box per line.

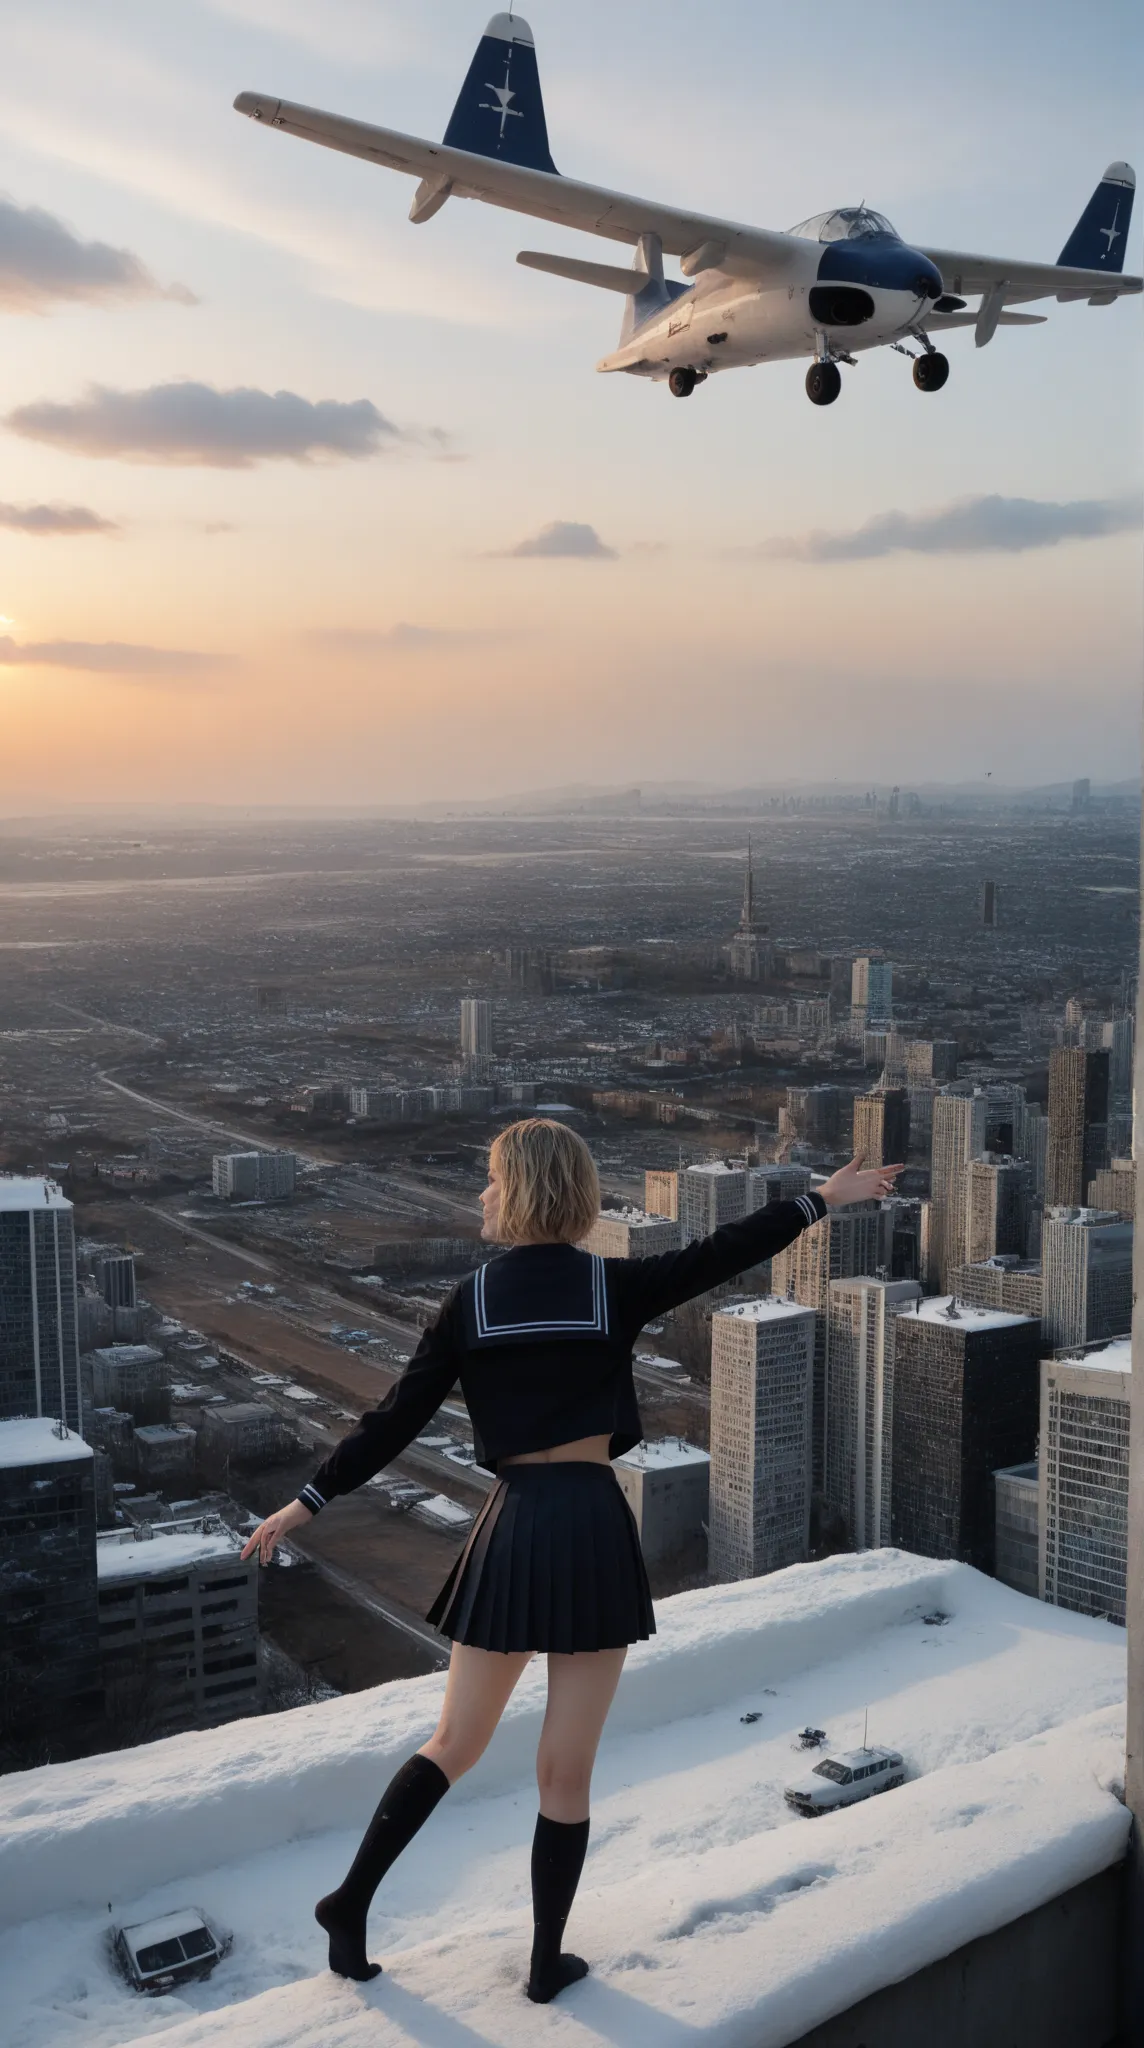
xmin=463 ymin=1243 xmax=610 ymax=1347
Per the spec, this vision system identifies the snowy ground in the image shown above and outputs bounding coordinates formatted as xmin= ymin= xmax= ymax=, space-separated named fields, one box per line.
xmin=0 ymin=1552 xmax=1129 ymax=2048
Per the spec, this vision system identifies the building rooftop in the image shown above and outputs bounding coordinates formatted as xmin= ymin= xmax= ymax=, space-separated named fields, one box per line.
xmin=1049 ymin=1338 xmax=1132 ymax=1377
xmin=909 ymin=1296 xmax=1036 ymax=1333
xmin=96 ymin=1527 xmax=243 ymax=1582
xmin=133 ymin=1425 xmax=196 ymax=1446
xmin=89 ymin=1346 xmax=164 ymax=1368
xmin=596 ymin=1205 xmax=663 ymax=1226
xmin=617 ymin=1438 xmax=710 ymax=1471
xmin=717 ymin=1295 xmax=817 ymax=1324
xmin=0 ymin=1175 xmax=71 ymax=1213
xmin=0 ymin=1417 xmax=92 ymax=1470
xmin=686 ymin=1160 xmax=744 ymax=1177
xmin=0 ymin=1552 xmax=1127 ymax=2048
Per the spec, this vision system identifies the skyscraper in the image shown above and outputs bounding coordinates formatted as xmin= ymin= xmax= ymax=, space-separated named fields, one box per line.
xmin=1046 ymin=1047 xmax=1109 ymax=1208
xmin=928 ymin=1091 xmax=986 ymax=1291
xmin=771 ymin=1202 xmax=889 ymax=1490
xmin=0 ymin=1177 xmax=82 ymax=1434
xmin=1088 ymin=1158 xmax=1135 ymax=1218
xmin=852 ymin=1088 xmax=910 ymax=1168
xmin=708 ymin=1299 xmax=814 ymax=1580
xmin=1099 ymin=1015 xmax=1134 ymax=1114
xmin=98 ymin=1253 xmax=137 ymax=1312
xmin=979 ymin=880 xmax=1000 ymax=928
xmin=727 ymin=837 xmax=773 ymax=984
xmin=679 ymin=1163 xmax=748 ymax=1245
xmin=1039 ymin=1341 xmax=1130 ymax=1623
xmin=826 ymin=1277 xmax=921 ymax=1550
xmin=965 ymin=1157 xmax=1030 ymax=1264
xmin=890 ymin=1300 xmax=1040 ymax=1571
xmin=460 ymin=998 xmax=493 ymax=1060
xmin=1040 ymin=1208 xmax=1133 ymax=1352
xmin=0 ymin=1417 xmax=101 ymax=1759
xmin=904 ymin=1039 xmax=959 ymax=1086
xmin=851 ymin=957 xmax=893 ymax=1029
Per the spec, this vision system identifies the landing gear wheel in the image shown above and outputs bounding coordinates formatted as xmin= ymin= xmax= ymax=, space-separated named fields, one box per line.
xmin=669 ymin=367 xmax=698 ymax=399
xmin=806 ymin=361 xmax=842 ymax=406
xmin=913 ymin=351 xmax=949 ymax=392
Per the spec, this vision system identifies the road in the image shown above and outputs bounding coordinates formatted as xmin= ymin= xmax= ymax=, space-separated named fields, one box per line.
xmin=289 ymin=1547 xmax=449 ymax=1666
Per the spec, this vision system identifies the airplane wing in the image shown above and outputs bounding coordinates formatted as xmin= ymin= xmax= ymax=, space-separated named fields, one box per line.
xmin=918 ymin=247 xmax=1142 ymax=305
xmin=923 ymin=308 xmax=1047 ymax=331
xmin=232 ymin=93 xmax=802 ymax=283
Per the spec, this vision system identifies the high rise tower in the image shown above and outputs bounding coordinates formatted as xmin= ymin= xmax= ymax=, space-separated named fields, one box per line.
xmin=0 ymin=1178 xmax=82 ymax=1433
xmin=728 ymin=838 xmax=773 ymax=983
xmin=1046 ymin=1047 xmax=1109 ymax=1207
xmin=929 ymin=1092 xmax=986 ymax=1291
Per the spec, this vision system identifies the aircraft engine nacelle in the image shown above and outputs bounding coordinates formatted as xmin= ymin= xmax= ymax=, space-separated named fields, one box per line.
xmin=808 ymin=285 xmax=876 ymax=326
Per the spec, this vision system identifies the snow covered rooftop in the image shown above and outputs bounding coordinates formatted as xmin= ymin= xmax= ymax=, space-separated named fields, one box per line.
xmin=911 ymin=1295 xmax=1035 ymax=1332
xmin=617 ymin=1438 xmax=710 ymax=1470
xmin=1050 ymin=1338 xmax=1132 ymax=1376
xmin=0 ymin=1417 xmax=92 ymax=1469
xmin=96 ymin=1527 xmax=244 ymax=1582
xmin=687 ymin=1160 xmax=743 ymax=1177
xmin=0 ymin=1174 xmax=72 ymax=1212
xmin=0 ymin=1553 xmax=1128 ymax=2048
xmin=718 ymin=1295 xmax=816 ymax=1324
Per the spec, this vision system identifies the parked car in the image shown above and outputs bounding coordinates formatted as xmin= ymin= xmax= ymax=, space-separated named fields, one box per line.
xmin=784 ymin=1745 xmax=906 ymax=1817
xmin=114 ymin=1909 xmax=226 ymax=1995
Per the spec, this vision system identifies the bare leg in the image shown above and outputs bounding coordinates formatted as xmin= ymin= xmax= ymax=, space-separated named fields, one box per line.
xmin=528 ymin=1648 xmax=627 ymax=2003
xmin=420 ymin=1643 xmax=534 ymax=1782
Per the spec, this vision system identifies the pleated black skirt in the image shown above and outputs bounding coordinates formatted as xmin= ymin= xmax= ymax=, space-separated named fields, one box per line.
xmin=426 ymin=1462 xmax=656 ymax=1653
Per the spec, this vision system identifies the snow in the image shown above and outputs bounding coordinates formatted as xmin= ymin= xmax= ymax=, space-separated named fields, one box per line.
xmin=0 ymin=1417 xmax=92 ymax=1469
xmin=719 ymin=1297 xmax=816 ymax=1325
xmin=906 ymin=1296 xmax=1035 ymax=1332
xmin=0 ymin=1553 xmax=1128 ymax=2048
xmin=1053 ymin=1338 xmax=1132 ymax=1375
xmin=618 ymin=1439 xmax=710 ymax=1471
xmin=96 ymin=1529 xmax=244 ymax=1582
xmin=409 ymin=1494 xmax=473 ymax=1530
xmin=0 ymin=1174 xmax=71 ymax=1212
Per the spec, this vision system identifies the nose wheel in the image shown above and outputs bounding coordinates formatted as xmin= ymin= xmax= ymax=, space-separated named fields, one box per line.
xmin=806 ymin=361 xmax=842 ymax=406
xmin=913 ymin=351 xmax=949 ymax=392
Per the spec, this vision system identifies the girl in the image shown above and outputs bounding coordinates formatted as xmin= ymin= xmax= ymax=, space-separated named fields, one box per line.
xmin=243 ymin=1119 xmax=900 ymax=2000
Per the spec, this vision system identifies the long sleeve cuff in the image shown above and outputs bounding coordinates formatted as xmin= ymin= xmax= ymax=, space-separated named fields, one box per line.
xmin=297 ymin=1482 xmax=328 ymax=1516
xmin=794 ymin=1190 xmax=828 ymax=1229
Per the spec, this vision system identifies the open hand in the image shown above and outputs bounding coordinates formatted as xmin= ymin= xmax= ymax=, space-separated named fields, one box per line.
xmin=240 ymin=1497 xmax=313 ymax=1566
xmin=819 ymin=1155 xmax=904 ymax=1208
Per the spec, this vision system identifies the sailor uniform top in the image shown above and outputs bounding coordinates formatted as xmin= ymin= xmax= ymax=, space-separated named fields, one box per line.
xmin=297 ymin=1190 xmax=828 ymax=1515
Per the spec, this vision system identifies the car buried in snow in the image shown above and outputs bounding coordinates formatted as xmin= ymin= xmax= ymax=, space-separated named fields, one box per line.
xmin=113 ymin=1908 xmax=227 ymax=1994
xmin=784 ymin=1745 xmax=906 ymax=1817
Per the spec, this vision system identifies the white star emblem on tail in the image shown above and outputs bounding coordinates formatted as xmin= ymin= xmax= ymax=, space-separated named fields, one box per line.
xmin=481 ymin=71 xmax=524 ymax=141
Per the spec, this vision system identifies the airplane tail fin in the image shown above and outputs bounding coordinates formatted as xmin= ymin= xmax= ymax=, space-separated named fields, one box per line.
xmin=443 ymin=12 xmax=558 ymax=175
xmin=619 ymin=234 xmax=689 ymax=345
xmin=1057 ymin=162 xmax=1135 ymax=271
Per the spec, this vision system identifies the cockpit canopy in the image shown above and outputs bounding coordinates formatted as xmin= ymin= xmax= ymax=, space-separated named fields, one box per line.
xmin=788 ymin=207 xmax=900 ymax=244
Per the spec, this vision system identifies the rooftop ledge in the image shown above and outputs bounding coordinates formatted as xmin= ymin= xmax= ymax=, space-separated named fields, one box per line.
xmin=0 ymin=1551 xmax=1128 ymax=2048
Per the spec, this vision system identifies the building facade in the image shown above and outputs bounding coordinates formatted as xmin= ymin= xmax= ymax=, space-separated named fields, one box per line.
xmin=928 ymin=1092 xmax=987 ymax=1291
xmin=1040 ymin=1208 xmax=1133 ymax=1352
xmin=825 ymin=1277 xmax=921 ymax=1550
xmin=460 ymin=998 xmax=493 ymax=1059
xmin=949 ymin=1256 xmax=1043 ymax=1318
xmin=965 ymin=1157 xmax=1030 ymax=1264
xmin=708 ymin=1299 xmax=814 ymax=1581
xmin=581 ymin=1209 xmax=682 ymax=1258
xmin=994 ymin=1462 xmax=1039 ymax=1599
xmin=613 ymin=1440 xmax=710 ymax=1570
xmin=1046 ymin=1047 xmax=1109 ymax=1208
xmin=679 ymin=1163 xmax=749 ymax=1244
xmin=0 ymin=1417 xmax=102 ymax=1758
xmin=212 ymin=1152 xmax=297 ymax=1202
xmin=1039 ymin=1343 xmax=1130 ymax=1624
xmin=1088 ymin=1158 xmax=1135 ymax=1218
xmin=852 ymin=1088 xmax=910 ymax=1169
xmin=851 ymin=956 xmax=893 ymax=1029
xmin=644 ymin=1170 xmax=679 ymax=1221
xmin=97 ymin=1521 xmax=261 ymax=1734
xmin=771 ymin=1203 xmax=889 ymax=1491
xmin=889 ymin=1300 xmax=1040 ymax=1571
xmin=0 ymin=1177 xmax=82 ymax=1433
xmin=98 ymin=1253 xmax=137 ymax=1311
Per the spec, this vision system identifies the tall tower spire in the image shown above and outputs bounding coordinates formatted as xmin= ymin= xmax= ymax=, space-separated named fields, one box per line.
xmin=741 ymin=836 xmax=756 ymax=932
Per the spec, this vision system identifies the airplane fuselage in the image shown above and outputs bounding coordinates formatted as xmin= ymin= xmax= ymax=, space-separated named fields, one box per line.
xmin=599 ymin=232 xmax=943 ymax=381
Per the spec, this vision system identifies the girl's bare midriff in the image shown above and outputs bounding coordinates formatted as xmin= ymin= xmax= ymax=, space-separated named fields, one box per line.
xmin=501 ymin=1433 xmax=612 ymax=1468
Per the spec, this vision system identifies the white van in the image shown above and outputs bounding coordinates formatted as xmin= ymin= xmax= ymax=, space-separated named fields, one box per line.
xmin=784 ymin=1745 xmax=906 ymax=1817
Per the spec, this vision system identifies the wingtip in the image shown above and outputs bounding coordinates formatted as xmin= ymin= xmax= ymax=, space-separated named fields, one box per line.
xmin=1102 ymin=161 xmax=1135 ymax=187
xmin=234 ymin=90 xmax=280 ymax=122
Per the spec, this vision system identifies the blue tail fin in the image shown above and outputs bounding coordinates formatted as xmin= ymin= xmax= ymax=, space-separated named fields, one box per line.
xmin=444 ymin=13 xmax=558 ymax=175
xmin=1058 ymin=162 xmax=1135 ymax=271
xmin=619 ymin=234 xmax=690 ymax=344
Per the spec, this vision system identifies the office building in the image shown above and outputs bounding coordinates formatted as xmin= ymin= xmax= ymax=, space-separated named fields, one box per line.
xmin=198 ymin=1402 xmax=296 ymax=1477
xmin=89 ymin=1345 xmax=169 ymax=1426
xmin=979 ymin=880 xmax=1000 ymax=928
xmin=890 ymin=1299 xmax=1040 ymax=1571
xmin=1071 ymin=776 xmax=1091 ymax=814
xmin=1088 ymin=1157 xmax=1135 ymax=1218
xmin=1046 ymin=1047 xmax=1109 ymax=1208
xmin=994 ymin=1463 xmax=1039 ymax=1598
xmin=1019 ymin=1102 xmax=1049 ymax=1198
xmin=851 ymin=956 xmax=893 ymax=1029
xmin=97 ymin=1520 xmax=261 ymax=1734
xmin=581 ymin=1208 xmax=681 ymax=1258
xmin=772 ymin=1202 xmax=889 ymax=1490
xmin=826 ymin=1278 xmax=921 ymax=1550
xmin=1039 ymin=1342 xmax=1130 ymax=1624
xmin=679 ymin=1163 xmax=748 ymax=1245
xmin=0 ymin=1416 xmax=102 ymax=1757
xmin=98 ymin=1253 xmax=137 ymax=1312
xmin=965 ymin=1156 xmax=1030 ymax=1263
xmin=782 ymin=1084 xmax=845 ymax=1148
xmin=949 ymin=1256 xmax=1042 ymax=1318
xmin=928 ymin=1091 xmax=986 ymax=1290
xmin=852 ymin=1088 xmax=910 ymax=1168
xmin=749 ymin=1164 xmax=813 ymax=1208
xmin=644 ymin=1169 xmax=679 ymax=1221
xmin=728 ymin=838 xmax=773 ymax=983
xmin=1040 ymin=1208 xmax=1132 ymax=1352
xmin=613 ymin=1440 xmax=710 ymax=1569
xmin=0 ymin=1176 xmax=82 ymax=1434
xmin=708 ymin=1300 xmax=814 ymax=1581
xmin=1098 ymin=1016 xmax=1134 ymax=1113
xmin=212 ymin=1152 xmax=297 ymax=1202
xmin=460 ymin=998 xmax=493 ymax=1059
xmin=133 ymin=1423 xmax=197 ymax=1491
xmin=904 ymin=1039 xmax=959 ymax=1086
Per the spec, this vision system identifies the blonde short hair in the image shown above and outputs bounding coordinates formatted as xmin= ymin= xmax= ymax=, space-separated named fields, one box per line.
xmin=488 ymin=1118 xmax=600 ymax=1246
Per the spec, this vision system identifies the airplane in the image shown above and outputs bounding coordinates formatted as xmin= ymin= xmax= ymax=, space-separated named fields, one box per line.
xmin=235 ymin=11 xmax=1141 ymax=408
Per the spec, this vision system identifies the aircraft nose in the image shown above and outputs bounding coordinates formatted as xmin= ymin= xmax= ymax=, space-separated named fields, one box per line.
xmin=911 ymin=257 xmax=943 ymax=300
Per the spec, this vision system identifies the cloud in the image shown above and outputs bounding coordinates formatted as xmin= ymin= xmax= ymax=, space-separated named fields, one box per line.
xmin=757 ymin=494 xmax=1144 ymax=562
xmin=0 ymin=502 xmax=118 ymax=537
xmin=5 ymin=380 xmax=407 ymax=468
xmin=0 ymin=637 xmax=222 ymax=678
xmin=0 ymin=196 xmax=194 ymax=313
xmin=304 ymin=624 xmax=501 ymax=655
xmin=503 ymin=521 xmax=618 ymax=560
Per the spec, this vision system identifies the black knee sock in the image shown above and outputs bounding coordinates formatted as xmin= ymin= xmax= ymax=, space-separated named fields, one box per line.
xmin=316 ymin=1753 xmax=450 ymax=1981
xmin=527 ymin=1814 xmax=591 ymax=2004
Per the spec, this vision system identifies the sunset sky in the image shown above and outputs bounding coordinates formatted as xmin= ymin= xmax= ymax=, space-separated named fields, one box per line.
xmin=1 ymin=0 xmax=1141 ymax=809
